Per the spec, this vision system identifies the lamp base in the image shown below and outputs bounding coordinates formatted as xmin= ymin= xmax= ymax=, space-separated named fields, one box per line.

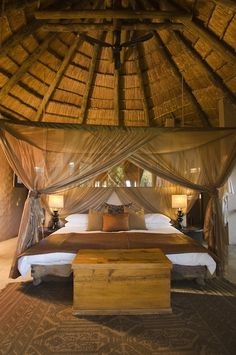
xmin=51 ymin=210 xmax=60 ymax=230
xmin=177 ymin=208 xmax=184 ymax=229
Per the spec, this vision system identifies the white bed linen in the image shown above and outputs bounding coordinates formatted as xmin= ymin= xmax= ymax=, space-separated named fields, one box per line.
xmin=18 ymin=225 xmax=216 ymax=276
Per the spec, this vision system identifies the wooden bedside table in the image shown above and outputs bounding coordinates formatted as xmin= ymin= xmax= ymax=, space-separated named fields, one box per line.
xmin=181 ymin=226 xmax=204 ymax=244
xmin=38 ymin=227 xmax=60 ymax=239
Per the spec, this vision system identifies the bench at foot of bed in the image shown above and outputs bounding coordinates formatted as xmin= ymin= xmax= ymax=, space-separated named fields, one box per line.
xmin=171 ymin=264 xmax=213 ymax=285
xmin=31 ymin=264 xmax=72 ymax=286
xmin=31 ymin=263 xmax=213 ymax=286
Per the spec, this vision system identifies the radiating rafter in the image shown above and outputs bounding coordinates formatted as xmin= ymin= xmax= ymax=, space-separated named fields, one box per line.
xmin=35 ymin=36 xmax=81 ymax=121
xmin=0 ymin=21 xmax=44 ymax=59
xmin=213 ymin=0 xmax=236 ymax=12
xmin=79 ymin=33 xmax=105 ymax=124
xmin=129 ymin=0 xmax=151 ymax=126
xmin=2 ymin=0 xmax=60 ymax=13
xmin=0 ymin=105 xmax=31 ymax=121
xmin=174 ymin=31 xmax=236 ymax=107
xmin=120 ymin=30 xmax=130 ymax=65
xmin=166 ymin=0 xmax=236 ymax=66
xmin=153 ymin=32 xmax=211 ymax=127
xmin=0 ymin=33 xmax=56 ymax=101
xmin=134 ymin=46 xmax=151 ymax=126
xmin=114 ymin=69 xmax=121 ymax=125
xmin=182 ymin=19 xmax=236 ymax=65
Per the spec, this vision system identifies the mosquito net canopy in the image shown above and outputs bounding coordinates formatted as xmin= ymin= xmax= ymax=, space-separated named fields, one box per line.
xmin=1 ymin=120 xmax=236 ymax=277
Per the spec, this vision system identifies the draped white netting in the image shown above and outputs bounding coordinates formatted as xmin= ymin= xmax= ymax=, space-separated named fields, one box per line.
xmin=0 ymin=120 xmax=236 ymax=277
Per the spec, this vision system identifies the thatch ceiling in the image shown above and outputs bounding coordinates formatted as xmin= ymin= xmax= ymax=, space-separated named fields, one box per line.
xmin=0 ymin=0 xmax=236 ymax=127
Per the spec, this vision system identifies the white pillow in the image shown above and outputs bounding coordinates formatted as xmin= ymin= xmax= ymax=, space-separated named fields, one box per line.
xmin=65 ymin=214 xmax=88 ymax=229
xmin=145 ymin=213 xmax=170 ymax=230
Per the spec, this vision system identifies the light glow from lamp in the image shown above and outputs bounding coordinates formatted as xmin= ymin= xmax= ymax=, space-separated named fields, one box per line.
xmin=172 ymin=194 xmax=187 ymax=229
xmin=126 ymin=180 xmax=131 ymax=187
xmin=49 ymin=194 xmax=64 ymax=210
xmin=48 ymin=194 xmax=64 ymax=230
xmin=172 ymin=194 xmax=187 ymax=209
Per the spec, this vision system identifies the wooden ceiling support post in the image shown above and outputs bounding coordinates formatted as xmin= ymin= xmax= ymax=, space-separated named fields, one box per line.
xmin=79 ymin=32 xmax=105 ymax=124
xmin=174 ymin=31 xmax=236 ymax=107
xmin=0 ymin=33 xmax=56 ymax=101
xmin=135 ymin=46 xmax=151 ymax=127
xmin=0 ymin=21 xmax=43 ymax=59
xmin=153 ymin=32 xmax=211 ymax=127
xmin=35 ymin=37 xmax=81 ymax=121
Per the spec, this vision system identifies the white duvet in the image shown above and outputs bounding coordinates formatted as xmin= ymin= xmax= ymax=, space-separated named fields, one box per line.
xmin=18 ymin=225 xmax=216 ymax=276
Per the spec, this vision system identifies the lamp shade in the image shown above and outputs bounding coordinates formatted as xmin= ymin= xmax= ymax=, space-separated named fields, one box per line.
xmin=48 ymin=194 xmax=64 ymax=209
xmin=172 ymin=194 xmax=187 ymax=209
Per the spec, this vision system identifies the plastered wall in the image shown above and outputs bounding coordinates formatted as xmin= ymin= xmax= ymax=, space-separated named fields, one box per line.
xmin=0 ymin=146 xmax=27 ymax=242
xmin=228 ymin=166 xmax=236 ymax=244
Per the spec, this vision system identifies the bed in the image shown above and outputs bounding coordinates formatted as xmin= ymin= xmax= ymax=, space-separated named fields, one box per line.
xmin=18 ymin=222 xmax=216 ymax=286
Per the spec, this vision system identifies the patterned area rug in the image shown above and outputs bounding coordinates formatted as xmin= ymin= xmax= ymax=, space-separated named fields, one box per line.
xmin=0 ymin=278 xmax=236 ymax=355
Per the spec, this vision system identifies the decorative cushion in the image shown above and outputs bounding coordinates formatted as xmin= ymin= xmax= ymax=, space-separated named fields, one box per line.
xmin=104 ymin=202 xmax=132 ymax=214
xmin=102 ymin=213 xmax=129 ymax=232
xmin=64 ymin=213 xmax=88 ymax=229
xmin=124 ymin=208 xmax=146 ymax=230
xmin=87 ymin=209 xmax=103 ymax=231
xmin=145 ymin=213 xmax=171 ymax=230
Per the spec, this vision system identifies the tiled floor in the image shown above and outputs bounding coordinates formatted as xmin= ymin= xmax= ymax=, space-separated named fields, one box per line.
xmin=0 ymin=237 xmax=235 ymax=291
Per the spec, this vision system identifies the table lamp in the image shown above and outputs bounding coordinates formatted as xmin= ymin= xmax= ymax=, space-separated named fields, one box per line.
xmin=172 ymin=194 xmax=187 ymax=229
xmin=48 ymin=194 xmax=64 ymax=230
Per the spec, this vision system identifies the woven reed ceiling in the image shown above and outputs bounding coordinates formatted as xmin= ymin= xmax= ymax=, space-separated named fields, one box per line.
xmin=0 ymin=0 xmax=236 ymax=127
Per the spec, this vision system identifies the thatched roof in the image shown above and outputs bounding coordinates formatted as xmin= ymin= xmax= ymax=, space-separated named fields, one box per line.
xmin=0 ymin=0 xmax=236 ymax=127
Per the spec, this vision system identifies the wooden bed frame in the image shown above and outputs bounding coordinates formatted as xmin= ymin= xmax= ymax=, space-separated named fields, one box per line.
xmin=31 ymin=263 xmax=211 ymax=286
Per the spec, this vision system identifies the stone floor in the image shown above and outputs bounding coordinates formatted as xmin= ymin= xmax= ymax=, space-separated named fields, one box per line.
xmin=0 ymin=237 xmax=235 ymax=291
xmin=0 ymin=237 xmax=31 ymax=291
xmin=225 ymin=244 xmax=236 ymax=284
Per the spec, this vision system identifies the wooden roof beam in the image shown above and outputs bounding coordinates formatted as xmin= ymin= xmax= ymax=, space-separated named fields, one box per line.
xmin=35 ymin=37 xmax=81 ymax=121
xmin=35 ymin=9 xmax=192 ymax=20
xmin=70 ymin=1 xmax=105 ymax=123
xmin=139 ymin=0 xmax=211 ymax=126
xmin=0 ymin=33 xmax=56 ymax=101
xmin=129 ymin=0 xmax=152 ymax=126
xmin=153 ymin=32 xmax=211 ymax=127
xmin=167 ymin=0 xmax=236 ymax=65
xmin=174 ymin=31 xmax=236 ymax=107
xmin=2 ymin=0 xmax=61 ymax=13
xmin=182 ymin=19 xmax=236 ymax=65
xmin=79 ymin=33 xmax=105 ymax=124
xmin=213 ymin=0 xmax=236 ymax=12
xmin=0 ymin=21 xmax=43 ymax=59
xmin=41 ymin=22 xmax=184 ymax=32
xmin=0 ymin=105 xmax=30 ymax=121
xmin=135 ymin=46 xmax=151 ymax=127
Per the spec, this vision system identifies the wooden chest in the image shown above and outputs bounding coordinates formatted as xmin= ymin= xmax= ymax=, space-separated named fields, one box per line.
xmin=72 ymin=248 xmax=172 ymax=315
